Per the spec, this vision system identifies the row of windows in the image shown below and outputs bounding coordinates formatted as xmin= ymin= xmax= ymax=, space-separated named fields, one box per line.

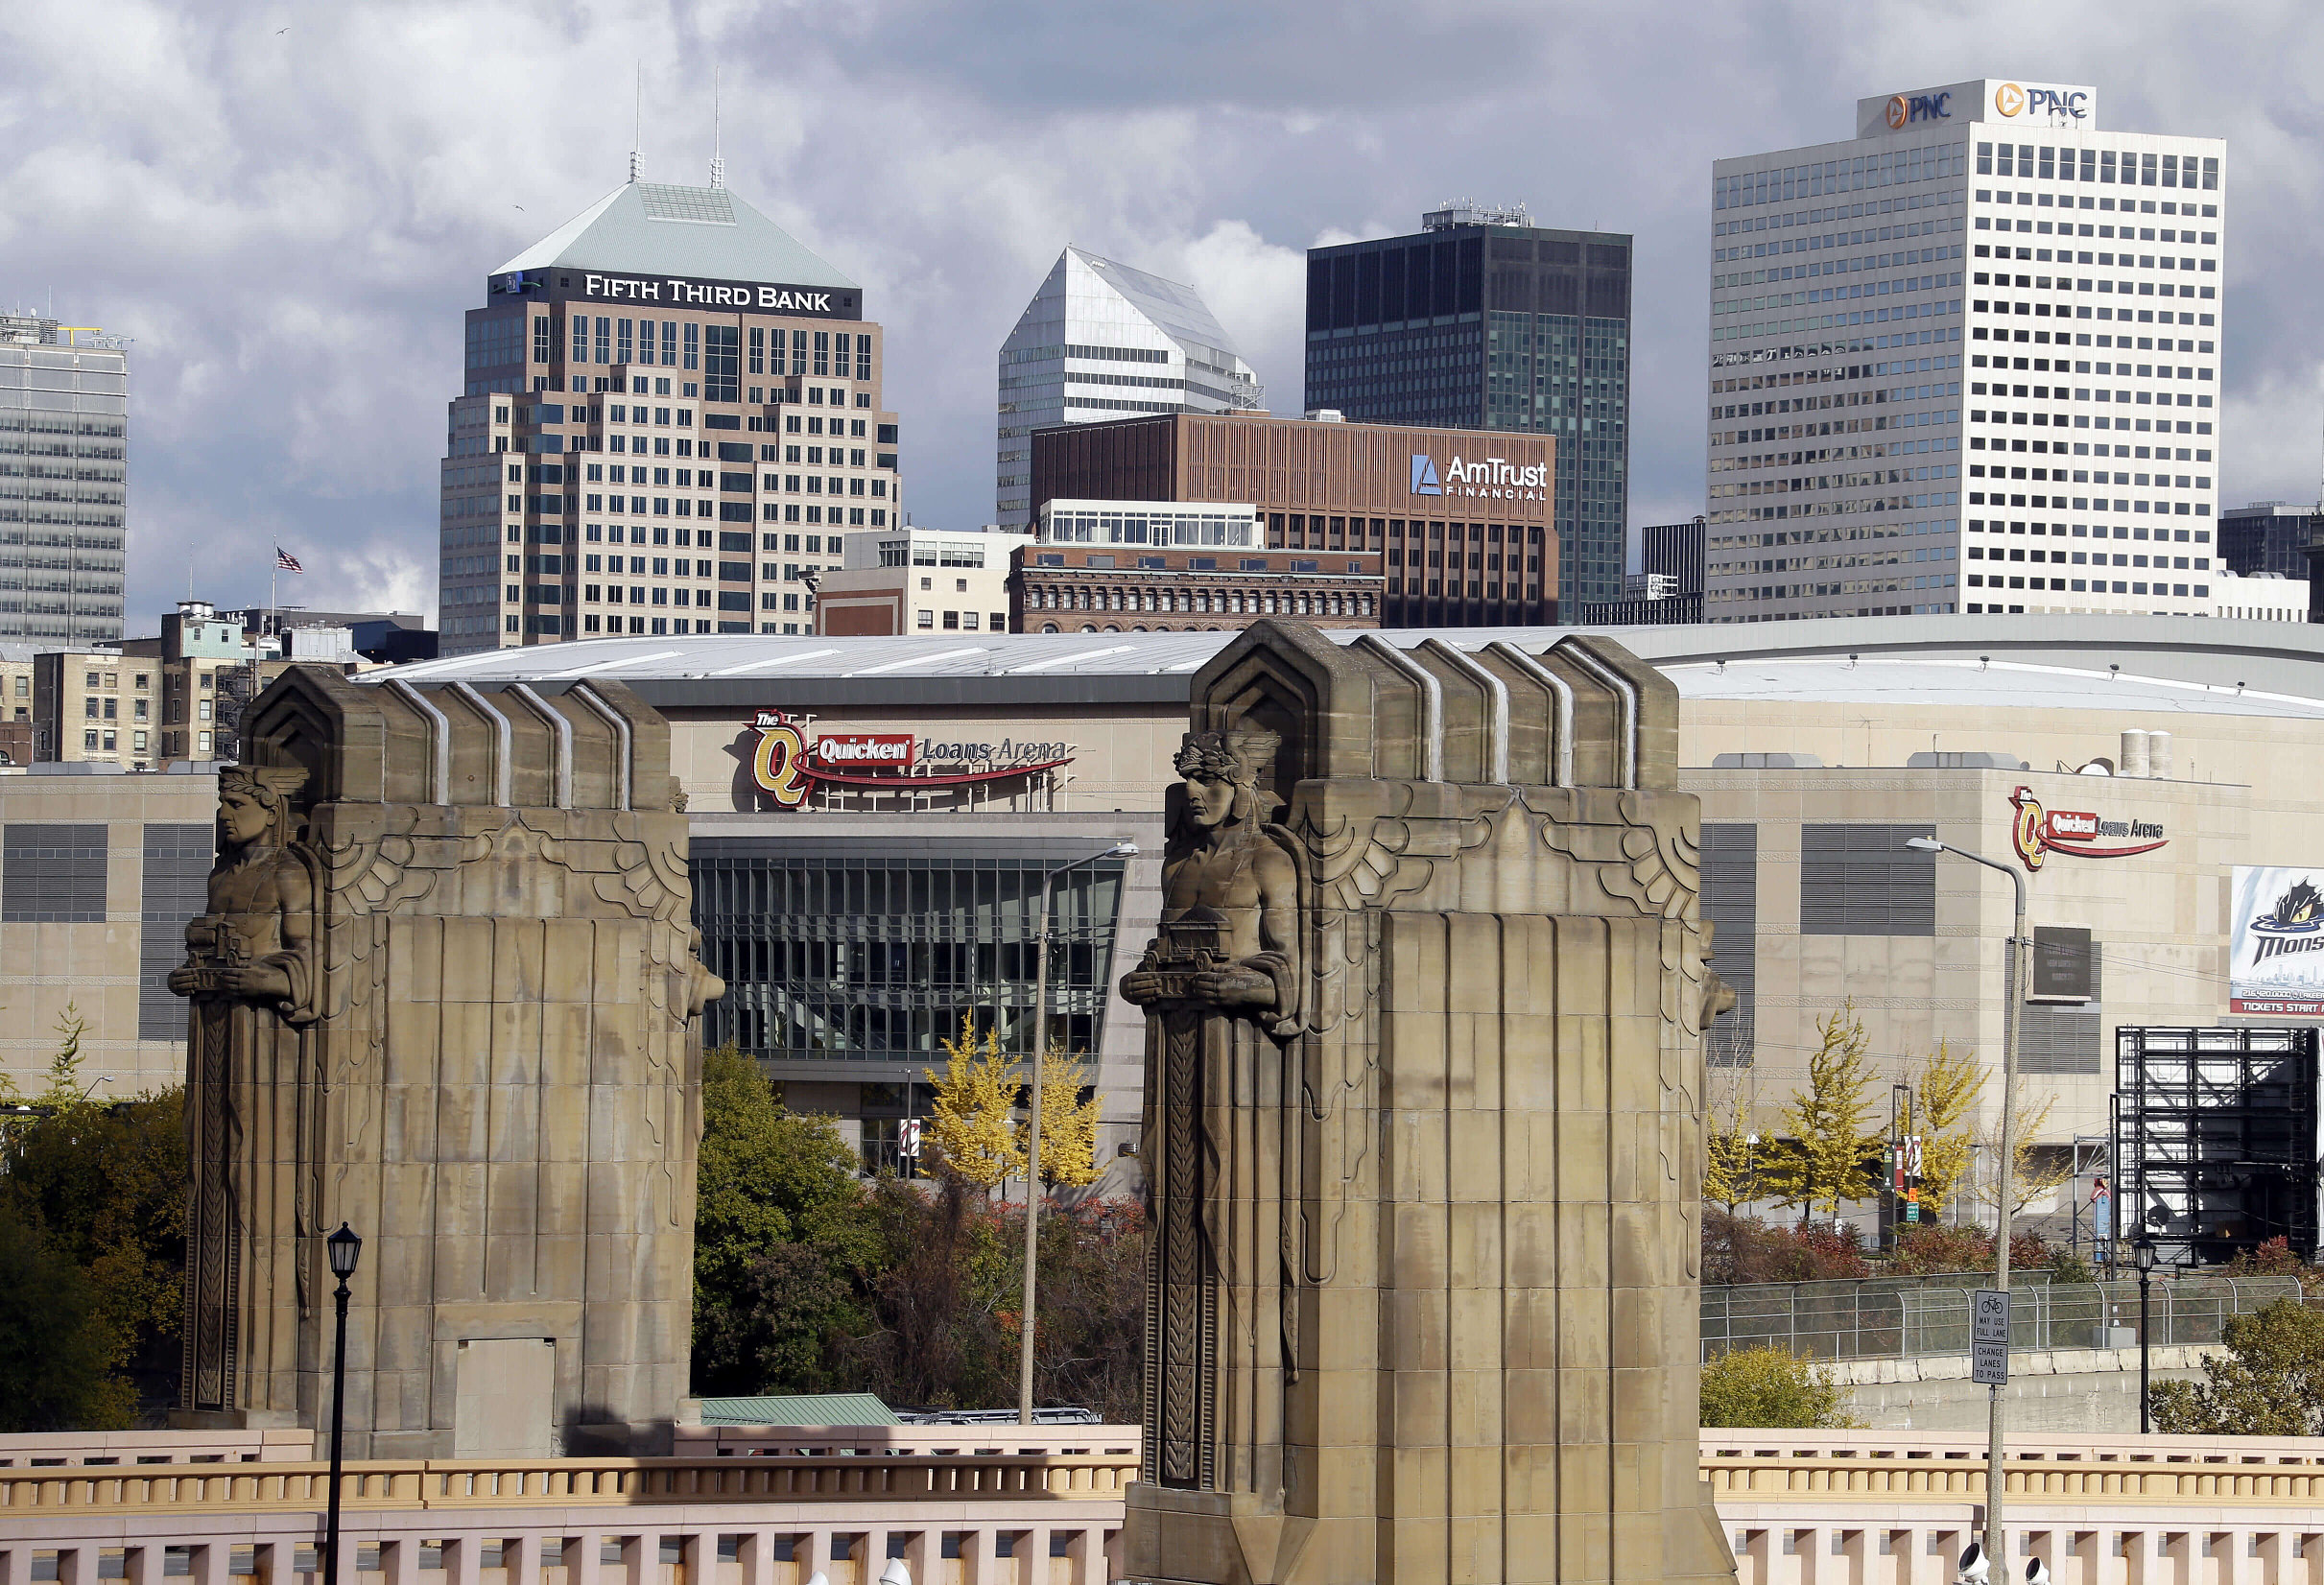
xmin=1715 ymin=272 xmax=1955 ymax=314
xmin=1024 ymin=584 xmax=1376 ymax=618
xmin=1967 ymin=574 xmax=2207 ymax=597
xmin=547 ymin=317 xmax=875 ymax=379
xmin=1715 ymin=243 xmax=1956 ymax=288
xmin=1978 ymin=144 xmax=2218 ymax=190
xmin=1969 ymin=545 xmax=2204 ymax=569
xmin=1717 ymin=143 xmax=1962 ymax=210
xmin=1715 ymin=210 xmax=1951 ymax=263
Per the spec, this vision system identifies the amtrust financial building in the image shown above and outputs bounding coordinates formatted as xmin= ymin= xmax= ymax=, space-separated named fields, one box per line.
xmin=1026 ymin=411 xmax=1555 ymax=629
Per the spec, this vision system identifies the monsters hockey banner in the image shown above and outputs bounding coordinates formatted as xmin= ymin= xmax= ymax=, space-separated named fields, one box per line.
xmin=2231 ymin=865 xmax=2324 ymax=1015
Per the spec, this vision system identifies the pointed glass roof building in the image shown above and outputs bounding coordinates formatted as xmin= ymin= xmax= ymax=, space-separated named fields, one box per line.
xmin=995 ymin=248 xmax=1263 ymax=530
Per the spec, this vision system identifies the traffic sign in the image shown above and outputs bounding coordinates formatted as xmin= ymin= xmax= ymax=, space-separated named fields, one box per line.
xmin=1972 ymin=1289 xmax=2009 ymax=1385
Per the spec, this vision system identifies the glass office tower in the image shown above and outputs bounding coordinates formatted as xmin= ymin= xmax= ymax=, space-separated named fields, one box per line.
xmin=1705 ymin=80 xmax=2226 ymax=622
xmin=1304 ymin=204 xmax=1633 ymax=615
xmin=995 ymin=248 xmax=1264 ymax=532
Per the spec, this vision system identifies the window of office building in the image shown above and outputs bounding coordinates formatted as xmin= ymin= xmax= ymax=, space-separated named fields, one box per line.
xmin=1799 ymin=823 xmax=1937 ymax=935
xmin=703 ymin=325 xmax=739 ymax=403
xmin=1700 ymin=822 xmax=1758 ymax=1068
xmin=693 ymin=839 xmax=1127 ymax=1067
xmin=139 ymin=823 xmax=214 ymax=1039
xmin=2 ymin=823 xmax=109 ymax=924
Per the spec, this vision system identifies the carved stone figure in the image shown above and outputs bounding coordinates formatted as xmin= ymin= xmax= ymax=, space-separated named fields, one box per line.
xmin=168 ymin=666 xmax=719 ymax=1456
xmin=1122 ymin=727 xmax=1303 ymax=1497
xmin=1123 ymin=624 xmax=1736 ymax=1585
xmin=170 ymin=765 xmax=323 ymax=1417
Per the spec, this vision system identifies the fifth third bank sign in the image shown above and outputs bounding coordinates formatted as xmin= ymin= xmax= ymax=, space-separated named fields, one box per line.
xmin=2231 ymin=866 xmax=2324 ymax=1015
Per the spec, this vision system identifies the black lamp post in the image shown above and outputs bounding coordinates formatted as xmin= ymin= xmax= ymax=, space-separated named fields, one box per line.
xmin=322 ymin=1222 xmax=363 ymax=1585
xmin=2133 ymin=1231 xmax=2158 ymax=1434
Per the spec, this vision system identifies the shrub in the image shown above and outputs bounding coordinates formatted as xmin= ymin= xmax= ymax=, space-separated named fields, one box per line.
xmin=0 ymin=1209 xmax=129 ymax=1431
xmin=2150 ymin=1298 xmax=2324 ymax=1435
xmin=1887 ymin=1222 xmax=1994 ymax=1276
xmin=2224 ymin=1237 xmax=2324 ymax=1297
xmin=1699 ymin=1344 xmax=1861 ymax=1429
xmin=1701 ymin=1211 xmax=1869 ymax=1284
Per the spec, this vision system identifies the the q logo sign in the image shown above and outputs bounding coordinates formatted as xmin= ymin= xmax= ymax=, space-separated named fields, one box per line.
xmin=1994 ymin=83 xmax=2027 ymax=119
xmin=1886 ymin=95 xmax=1909 ymax=130
xmin=751 ymin=711 xmax=812 ymax=809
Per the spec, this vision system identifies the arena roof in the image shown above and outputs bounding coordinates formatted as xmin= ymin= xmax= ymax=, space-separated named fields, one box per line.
xmin=377 ymin=614 xmax=2324 ymax=716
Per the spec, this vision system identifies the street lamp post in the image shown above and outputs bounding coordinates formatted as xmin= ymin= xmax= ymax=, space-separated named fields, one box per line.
xmin=321 ymin=1222 xmax=363 ymax=1585
xmin=2134 ymin=1232 xmax=2158 ymax=1433
xmin=1018 ymin=842 xmax=1138 ymax=1427
xmin=1905 ymin=836 xmax=2027 ymax=1573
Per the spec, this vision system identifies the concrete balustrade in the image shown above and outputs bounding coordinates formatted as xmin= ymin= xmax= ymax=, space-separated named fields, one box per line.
xmin=10 ymin=1428 xmax=2324 ymax=1583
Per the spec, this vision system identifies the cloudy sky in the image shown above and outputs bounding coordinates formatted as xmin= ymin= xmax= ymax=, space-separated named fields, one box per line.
xmin=4 ymin=0 xmax=2320 ymax=626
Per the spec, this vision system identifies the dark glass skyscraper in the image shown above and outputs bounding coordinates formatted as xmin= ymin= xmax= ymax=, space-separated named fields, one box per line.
xmin=1303 ymin=205 xmax=1632 ymax=613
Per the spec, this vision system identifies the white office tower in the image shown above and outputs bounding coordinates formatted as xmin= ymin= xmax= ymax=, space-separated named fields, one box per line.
xmin=993 ymin=248 xmax=1263 ymax=530
xmin=1704 ymin=81 xmax=2225 ymax=622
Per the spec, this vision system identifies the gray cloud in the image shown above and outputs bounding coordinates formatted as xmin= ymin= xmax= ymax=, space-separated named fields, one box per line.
xmin=1 ymin=0 xmax=2318 ymax=623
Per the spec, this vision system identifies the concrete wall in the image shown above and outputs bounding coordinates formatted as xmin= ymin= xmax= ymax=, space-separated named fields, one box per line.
xmin=1831 ymin=1344 xmax=2220 ymax=1433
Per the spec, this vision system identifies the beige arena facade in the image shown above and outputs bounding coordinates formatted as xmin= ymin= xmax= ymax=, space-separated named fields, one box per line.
xmin=18 ymin=613 xmax=2324 ymax=1235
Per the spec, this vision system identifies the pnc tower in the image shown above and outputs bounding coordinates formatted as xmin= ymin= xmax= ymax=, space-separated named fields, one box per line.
xmin=1704 ymin=80 xmax=2226 ymax=623
xmin=439 ymin=173 xmax=901 ymax=654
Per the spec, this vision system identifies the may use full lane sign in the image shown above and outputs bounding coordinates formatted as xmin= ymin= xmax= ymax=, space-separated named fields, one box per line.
xmin=1972 ymin=1289 xmax=2010 ymax=1385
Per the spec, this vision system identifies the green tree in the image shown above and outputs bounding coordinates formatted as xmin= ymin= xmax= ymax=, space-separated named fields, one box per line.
xmin=1760 ymin=1005 xmax=1885 ymax=1219
xmin=925 ymin=1018 xmax=1025 ymax=1192
xmin=1699 ymin=1344 xmax=1861 ymax=1429
xmin=0 ymin=1005 xmax=187 ymax=1415
xmin=690 ymin=1046 xmax=876 ymax=1397
xmin=2150 ymin=1298 xmax=2324 ymax=1435
xmin=0 ymin=1209 xmax=130 ymax=1431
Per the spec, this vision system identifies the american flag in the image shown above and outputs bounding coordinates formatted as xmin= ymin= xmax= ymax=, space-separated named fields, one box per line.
xmin=274 ymin=547 xmax=304 ymax=574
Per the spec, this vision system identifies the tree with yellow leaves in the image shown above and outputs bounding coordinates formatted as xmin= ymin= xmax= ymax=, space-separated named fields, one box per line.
xmin=1908 ymin=1039 xmax=1984 ymax=1219
xmin=923 ymin=1016 xmax=1024 ymax=1193
xmin=1016 ymin=1042 xmax=1103 ymax=1189
xmin=1702 ymin=1074 xmax=1761 ymax=1215
xmin=1972 ymin=1078 xmax=2074 ymax=1218
xmin=1759 ymin=1003 xmax=1885 ymax=1220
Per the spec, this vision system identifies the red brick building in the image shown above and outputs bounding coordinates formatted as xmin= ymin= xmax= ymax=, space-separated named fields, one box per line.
xmin=1024 ymin=412 xmax=1557 ymax=629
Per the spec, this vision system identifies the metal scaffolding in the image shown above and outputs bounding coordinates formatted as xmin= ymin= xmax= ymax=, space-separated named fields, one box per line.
xmin=2114 ymin=1026 xmax=2318 ymax=1266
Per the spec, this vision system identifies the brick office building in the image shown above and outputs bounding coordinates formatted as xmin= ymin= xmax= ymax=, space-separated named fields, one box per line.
xmin=1023 ymin=411 xmax=1556 ymax=629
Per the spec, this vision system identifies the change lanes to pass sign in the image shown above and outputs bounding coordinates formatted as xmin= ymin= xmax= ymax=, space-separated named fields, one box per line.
xmin=1972 ymin=1289 xmax=2010 ymax=1385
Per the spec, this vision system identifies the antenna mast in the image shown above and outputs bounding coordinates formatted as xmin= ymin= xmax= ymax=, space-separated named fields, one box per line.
xmin=628 ymin=67 xmax=643 ymax=183
xmin=709 ymin=66 xmax=724 ymax=189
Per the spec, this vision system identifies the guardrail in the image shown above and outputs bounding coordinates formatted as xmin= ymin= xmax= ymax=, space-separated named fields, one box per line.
xmin=1701 ymin=1274 xmax=2306 ymax=1361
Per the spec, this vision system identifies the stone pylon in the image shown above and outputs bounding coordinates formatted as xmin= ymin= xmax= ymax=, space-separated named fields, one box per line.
xmin=1121 ymin=622 xmax=1735 ymax=1585
xmin=170 ymin=665 xmax=719 ymax=1457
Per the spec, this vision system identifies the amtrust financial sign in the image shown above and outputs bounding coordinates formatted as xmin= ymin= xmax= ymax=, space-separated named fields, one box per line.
xmin=1410 ymin=453 xmax=1550 ymax=503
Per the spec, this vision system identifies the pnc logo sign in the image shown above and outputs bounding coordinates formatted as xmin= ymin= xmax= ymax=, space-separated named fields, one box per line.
xmin=1886 ymin=91 xmax=1951 ymax=130
xmin=1410 ymin=455 xmax=1442 ymax=496
xmin=1993 ymin=83 xmax=2089 ymax=123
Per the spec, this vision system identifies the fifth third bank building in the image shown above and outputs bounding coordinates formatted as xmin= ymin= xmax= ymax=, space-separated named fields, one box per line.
xmin=1705 ymin=80 xmax=2225 ymax=624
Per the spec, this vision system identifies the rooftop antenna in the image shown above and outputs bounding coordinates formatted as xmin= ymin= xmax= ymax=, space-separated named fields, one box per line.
xmin=708 ymin=66 xmax=724 ymax=190
xmin=628 ymin=66 xmax=643 ymax=183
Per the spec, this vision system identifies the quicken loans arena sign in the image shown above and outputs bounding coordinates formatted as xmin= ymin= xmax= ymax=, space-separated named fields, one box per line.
xmin=749 ymin=711 xmax=1073 ymax=810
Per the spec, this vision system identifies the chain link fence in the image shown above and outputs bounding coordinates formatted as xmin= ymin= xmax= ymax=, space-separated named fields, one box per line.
xmin=1700 ymin=1273 xmax=2306 ymax=1362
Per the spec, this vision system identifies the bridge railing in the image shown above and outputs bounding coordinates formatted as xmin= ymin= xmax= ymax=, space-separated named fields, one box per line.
xmin=1701 ymin=1273 xmax=2308 ymax=1361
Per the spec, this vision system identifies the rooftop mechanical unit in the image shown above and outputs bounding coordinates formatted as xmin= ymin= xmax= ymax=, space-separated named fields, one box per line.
xmin=2114 ymin=1026 xmax=2319 ymax=1266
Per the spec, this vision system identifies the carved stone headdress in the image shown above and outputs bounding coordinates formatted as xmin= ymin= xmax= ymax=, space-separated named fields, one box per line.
xmin=219 ymin=764 xmax=310 ymax=808
xmin=217 ymin=764 xmax=311 ymax=847
xmin=1172 ymin=724 xmax=1283 ymax=825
